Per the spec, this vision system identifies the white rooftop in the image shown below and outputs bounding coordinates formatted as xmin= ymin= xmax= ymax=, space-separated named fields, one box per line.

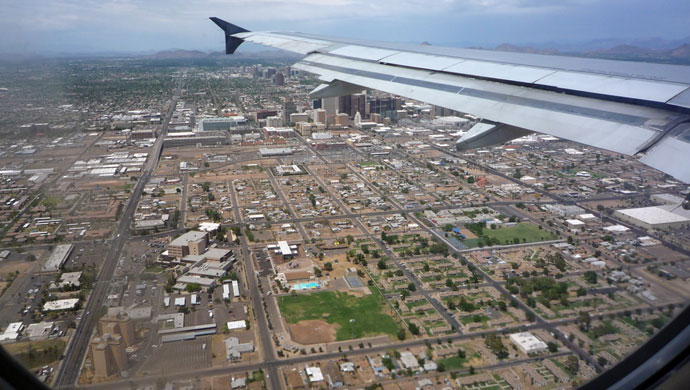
xmin=43 ymin=298 xmax=79 ymax=311
xmin=170 ymin=231 xmax=207 ymax=246
xmin=510 ymin=331 xmax=547 ymax=354
xmin=226 ymin=320 xmax=246 ymax=330
xmin=306 ymin=366 xmax=324 ymax=382
xmin=617 ymin=206 xmax=690 ymax=225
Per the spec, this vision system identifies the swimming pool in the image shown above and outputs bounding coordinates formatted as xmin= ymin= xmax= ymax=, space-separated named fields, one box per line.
xmin=293 ymin=282 xmax=320 ymax=290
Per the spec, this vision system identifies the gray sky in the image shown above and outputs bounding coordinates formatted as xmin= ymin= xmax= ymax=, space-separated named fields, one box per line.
xmin=1 ymin=0 xmax=689 ymax=54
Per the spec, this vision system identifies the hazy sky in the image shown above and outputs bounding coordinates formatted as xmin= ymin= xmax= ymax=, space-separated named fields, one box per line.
xmin=1 ymin=0 xmax=689 ymax=53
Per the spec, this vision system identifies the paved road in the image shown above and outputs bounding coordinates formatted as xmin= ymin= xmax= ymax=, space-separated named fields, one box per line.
xmin=54 ymin=129 xmax=688 ymax=388
xmin=228 ymin=179 xmax=282 ymax=390
xmin=53 ymin=81 xmax=180 ymax=389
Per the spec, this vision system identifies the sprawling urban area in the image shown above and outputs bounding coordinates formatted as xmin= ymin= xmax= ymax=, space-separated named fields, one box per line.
xmin=1 ymin=53 xmax=689 ymax=390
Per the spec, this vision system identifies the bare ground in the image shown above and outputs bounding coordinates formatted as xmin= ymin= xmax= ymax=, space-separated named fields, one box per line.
xmin=289 ymin=319 xmax=339 ymax=345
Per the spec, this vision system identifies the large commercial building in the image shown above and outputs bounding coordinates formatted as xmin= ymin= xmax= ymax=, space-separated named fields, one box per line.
xmin=42 ymin=244 xmax=73 ymax=272
xmin=509 ymin=332 xmax=547 ymax=355
xmin=614 ymin=207 xmax=690 ymax=230
xmin=167 ymin=231 xmax=209 ymax=258
xmin=198 ymin=117 xmax=247 ymax=131
xmin=259 ymin=147 xmax=293 ymax=157
xmin=264 ymin=127 xmax=295 ymax=138
xmin=163 ymin=131 xmax=228 ymax=148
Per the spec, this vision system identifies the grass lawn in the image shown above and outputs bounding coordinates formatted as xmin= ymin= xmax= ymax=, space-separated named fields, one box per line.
xmin=5 ymin=339 xmax=66 ymax=369
xmin=144 ymin=265 xmax=164 ymax=273
xmin=278 ymin=289 xmax=400 ymax=341
xmin=460 ymin=315 xmax=490 ymax=324
xmin=462 ymin=223 xmax=555 ymax=248
xmin=439 ymin=355 xmax=468 ymax=370
xmin=484 ymin=223 xmax=555 ymax=243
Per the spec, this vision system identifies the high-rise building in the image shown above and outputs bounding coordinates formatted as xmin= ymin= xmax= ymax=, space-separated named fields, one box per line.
xmin=337 ymin=93 xmax=366 ymax=118
xmin=273 ymin=72 xmax=285 ymax=86
xmin=266 ymin=116 xmax=283 ymax=127
xmin=283 ymin=100 xmax=297 ymax=124
xmin=91 ymin=334 xmax=127 ymax=377
xmin=313 ymin=109 xmax=327 ymax=125
xmin=322 ymin=97 xmax=339 ymax=119
xmin=351 ymin=93 xmax=366 ymax=118
xmin=335 ymin=113 xmax=350 ymax=127
xmin=99 ymin=314 xmax=135 ymax=347
xmin=370 ymin=97 xmax=403 ymax=118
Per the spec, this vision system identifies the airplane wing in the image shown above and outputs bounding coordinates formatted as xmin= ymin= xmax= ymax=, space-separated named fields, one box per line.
xmin=210 ymin=18 xmax=690 ymax=183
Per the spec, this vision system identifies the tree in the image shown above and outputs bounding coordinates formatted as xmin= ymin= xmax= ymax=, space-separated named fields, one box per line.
xmin=547 ymin=341 xmax=558 ymax=353
xmin=407 ymin=283 xmax=416 ymax=292
xmin=314 ymin=267 xmax=322 ymax=277
xmin=377 ymin=260 xmax=387 ymax=270
xmin=408 ymin=323 xmax=420 ymax=335
xmin=578 ymin=311 xmax=591 ymax=331
xmin=324 ymin=262 xmax=333 ymax=271
xmin=185 ymin=283 xmax=201 ymax=292
xmin=202 ymin=182 xmax=211 ymax=192
xmin=457 ymin=349 xmax=466 ymax=359
xmin=397 ymin=328 xmax=406 ymax=341
xmin=576 ymin=287 xmax=587 ymax=297
xmin=565 ymin=355 xmax=579 ymax=374
xmin=583 ymin=271 xmax=598 ymax=284
xmin=207 ymin=192 xmax=215 ymax=201
xmin=469 ymin=366 xmax=475 ymax=375
xmin=597 ymin=356 xmax=608 ymax=367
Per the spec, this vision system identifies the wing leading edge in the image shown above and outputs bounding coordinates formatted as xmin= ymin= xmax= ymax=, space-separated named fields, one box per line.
xmin=210 ymin=17 xmax=690 ymax=183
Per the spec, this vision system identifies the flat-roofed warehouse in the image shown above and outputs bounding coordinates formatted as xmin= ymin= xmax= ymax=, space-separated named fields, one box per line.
xmin=509 ymin=331 xmax=547 ymax=354
xmin=259 ymin=147 xmax=293 ymax=157
xmin=614 ymin=207 xmax=690 ymax=230
xmin=42 ymin=244 xmax=73 ymax=272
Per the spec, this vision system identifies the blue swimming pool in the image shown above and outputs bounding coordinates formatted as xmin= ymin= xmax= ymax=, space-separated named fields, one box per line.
xmin=293 ymin=282 xmax=320 ymax=290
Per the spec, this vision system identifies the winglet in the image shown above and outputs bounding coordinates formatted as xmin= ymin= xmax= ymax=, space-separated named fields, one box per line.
xmin=209 ymin=17 xmax=250 ymax=54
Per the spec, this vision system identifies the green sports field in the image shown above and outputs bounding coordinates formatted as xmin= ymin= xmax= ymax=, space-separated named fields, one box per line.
xmin=278 ymin=289 xmax=400 ymax=341
xmin=462 ymin=222 xmax=556 ymax=248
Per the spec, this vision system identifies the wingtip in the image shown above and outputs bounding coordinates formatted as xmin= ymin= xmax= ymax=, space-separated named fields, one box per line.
xmin=209 ymin=17 xmax=249 ymax=54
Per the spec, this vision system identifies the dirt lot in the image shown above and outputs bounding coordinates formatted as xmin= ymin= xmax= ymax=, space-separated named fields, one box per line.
xmin=289 ymin=319 xmax=339 ymax=344
xmin=0 ymin=260 xmax=36 ymax=276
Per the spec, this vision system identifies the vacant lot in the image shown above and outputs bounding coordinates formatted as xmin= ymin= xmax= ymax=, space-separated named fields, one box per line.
xmin=278 ymin=289 xmax=399 ymax=341
xmin=5 ymin=339 xmax=66 ymax=369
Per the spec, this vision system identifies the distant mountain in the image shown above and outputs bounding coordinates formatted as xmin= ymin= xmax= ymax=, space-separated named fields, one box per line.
xmin=147 ymin=49 xmax=209 ymax=59
xmin=492 ymin=43 xmax=558 ymax=55
xmin=491 ymin=42 xmax=690 ymax=65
